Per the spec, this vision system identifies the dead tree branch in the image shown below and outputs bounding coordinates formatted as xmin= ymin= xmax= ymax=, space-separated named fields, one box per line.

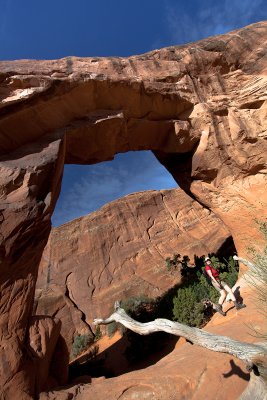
xmin=94 ymin=302 xmax=267 ymax=399
xmin=233 ymin=255 xmax=257 ymax=272
xmin=93 ymin=302 xmax=266 ymax=363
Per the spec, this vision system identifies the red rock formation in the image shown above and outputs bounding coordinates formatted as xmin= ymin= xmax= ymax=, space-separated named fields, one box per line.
xmin=0 ymin=138 xmax=65 ymax=399
xmin=36 ymin=188 xmax=231 ymax=349
xmin=39 ymin=283 xmax=266 ymax=400
xmin=28 ymin=316 xmax=68 ymax=393
xmin=0 ymin=21 xmax=266 ymax=398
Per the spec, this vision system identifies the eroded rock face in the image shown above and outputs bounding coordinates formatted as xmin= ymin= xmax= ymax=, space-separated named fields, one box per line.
xmin=0 ymin=137 xmax=65 ymax=398
xmin=36 ymin=188 xmax=231 ymax=349
xmin=0 ymin=21 xmax=267 ymax=398
xmin=28 ymin=316 xmax=68 ymax=393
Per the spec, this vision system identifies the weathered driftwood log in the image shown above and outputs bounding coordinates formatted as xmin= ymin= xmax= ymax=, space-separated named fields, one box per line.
xmin=94 ymin=297 xmax=267 ymax=399
xmin=233 ymin=255 xmax=258 ymax=273
xmin=94 ymin=302 xmax=264 ymax=363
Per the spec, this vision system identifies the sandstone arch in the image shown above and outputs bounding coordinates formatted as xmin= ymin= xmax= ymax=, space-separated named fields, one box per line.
xmin=0 ymin=21 xmax=267 ymax=398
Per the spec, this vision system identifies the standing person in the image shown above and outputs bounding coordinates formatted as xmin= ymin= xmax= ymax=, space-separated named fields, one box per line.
xmin=204 ymin=257 xmax=246 ymax=316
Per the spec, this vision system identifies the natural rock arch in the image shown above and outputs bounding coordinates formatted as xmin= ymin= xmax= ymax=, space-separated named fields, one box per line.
xmin=0 ymin=21 xmax=267 ymax=398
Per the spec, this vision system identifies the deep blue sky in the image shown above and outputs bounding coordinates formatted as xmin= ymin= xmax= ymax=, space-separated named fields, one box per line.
xmin=1 ymin=0 xmax=266 ymax=226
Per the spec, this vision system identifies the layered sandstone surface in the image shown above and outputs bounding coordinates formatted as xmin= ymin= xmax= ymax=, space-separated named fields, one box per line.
xmin=0 ymin=22 xmax=266 ymax=260
xmin=0 ymin=21 xmax=267 ymax=398
xmin=36 ymin=188 xmax=231 ymax=349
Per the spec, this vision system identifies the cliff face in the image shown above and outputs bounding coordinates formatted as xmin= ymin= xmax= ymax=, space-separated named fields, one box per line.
xmin=0 ymin=21 xmax=266 ymax=398
xmin=36 ymin=188 xmax=231 ymax=349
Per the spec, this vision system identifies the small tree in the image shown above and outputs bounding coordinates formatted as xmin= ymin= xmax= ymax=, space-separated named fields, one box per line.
xmin=173 ymin=285 xmax=205 ymax=327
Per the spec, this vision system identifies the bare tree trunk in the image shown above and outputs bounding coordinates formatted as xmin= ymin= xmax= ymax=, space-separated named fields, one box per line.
xmin=94 ymin=301 xmax=267 ymax=399
xmin=233 ymin=255 xmax=258 ymax=274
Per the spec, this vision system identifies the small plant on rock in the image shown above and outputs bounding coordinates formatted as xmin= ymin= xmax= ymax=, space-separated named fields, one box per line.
xmin=72 ymin=333 xmax=93 ymax=358
xmin=94 ymin=326 xmax=102 ymax=341
xmin=107 ymin=321 xmax=118 ymax=338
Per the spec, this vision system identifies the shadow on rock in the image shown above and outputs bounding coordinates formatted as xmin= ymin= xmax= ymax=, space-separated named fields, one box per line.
xmin=69 ymin=333 xmax=179 ymax=382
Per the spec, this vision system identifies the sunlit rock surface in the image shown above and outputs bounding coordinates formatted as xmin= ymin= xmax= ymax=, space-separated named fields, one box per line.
xmin=36 ymin=188 xmax=231 ymax=350
xmin=0 ymin=21 xmax=266 ymax=398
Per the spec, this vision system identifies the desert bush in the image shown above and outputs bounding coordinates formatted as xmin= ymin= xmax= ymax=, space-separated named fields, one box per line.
xmin=165 ymin=253 xmax=191 ymax=275
xmin=72 ymin=333 xmax=94 ymax=358
xmin=107 ymin=321 xmax=118 ymax=337
xmin=105 ymin=297 xmax=151 ymax=338
xmin=165 ymin=257 xmax=173 ymax=271
xmin=172 ymin=255 xmax=239 ymax=327
xmin=120 ymin=256 xmax=238 ymax=330
xmin=106 ymin=321 xmax=126 ymax=337
xmin=173 ymin=285 xmax=205 ymax=326
xmin=121 ymin=255 xmax=239 ymax=362
xmin=94 ymin=326 xmax=102 ymax=341
xmin=120 ymin=296 xmax=156 ymax=320
xmin=219 ymin=256 xmax=239 ymax=287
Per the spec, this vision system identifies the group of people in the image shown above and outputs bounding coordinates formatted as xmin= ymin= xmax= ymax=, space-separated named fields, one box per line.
xmin=203 ymin=257 xmax=246 ymax=316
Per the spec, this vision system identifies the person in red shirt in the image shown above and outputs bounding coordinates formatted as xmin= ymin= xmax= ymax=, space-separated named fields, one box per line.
xmin=204 ymin=257 xmax=246 ymax=316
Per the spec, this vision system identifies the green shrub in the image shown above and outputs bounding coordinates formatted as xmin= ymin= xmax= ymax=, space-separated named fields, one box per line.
xmin=165 ymin=257 xmax=172 ymax=271
xmin=219 ymin=256 xmax=239 ymax=287
xmin=72 ymin=333 xmax=93 ymax=358
xmin=121 ymin=255 xmax=239 ymax=361
xmin=173 ymin=285 xmax=204 ymax=326
xmin=172 ymin=255 xmax=239 ymax=327
xmin=94 ymin=326 xmax=102 ymax=341
xmin=173 ymin=253 xmax=180 ymax=264
xmin=120 ymin=296 xmax=155 ymax=320
xmin=107 ymin=321 xmax=118 ymax=337
xmin=165 ymin=254 xmax=182 ymax=272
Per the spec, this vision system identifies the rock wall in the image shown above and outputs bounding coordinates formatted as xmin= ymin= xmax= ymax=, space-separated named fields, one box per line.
xmin=0 ymin=137 xmax=65 ymax=398
xmin=0 ymin=21 xmax=266 ymax=398
xmin=36 ymin=188 xmax=231 ymax=349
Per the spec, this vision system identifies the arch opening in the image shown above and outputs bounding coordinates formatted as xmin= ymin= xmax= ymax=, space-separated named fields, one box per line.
xmin=52 ymin=150 xmax=177 ymax=227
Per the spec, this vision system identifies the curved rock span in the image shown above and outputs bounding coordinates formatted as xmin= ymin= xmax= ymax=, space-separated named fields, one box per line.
xmin=0 ymin=21 xmax=267 ymax=398
xmin=36 ymin=188 xmax=231 ymax=350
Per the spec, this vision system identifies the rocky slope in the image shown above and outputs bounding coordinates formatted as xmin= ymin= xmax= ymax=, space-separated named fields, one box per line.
xmin=40 ymin=281 xmax=265 ymax=400
xmin=0 ymin=21 xmax=266 ymax=398
xmin=36 ymin=188 xmax=231 ymax=350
